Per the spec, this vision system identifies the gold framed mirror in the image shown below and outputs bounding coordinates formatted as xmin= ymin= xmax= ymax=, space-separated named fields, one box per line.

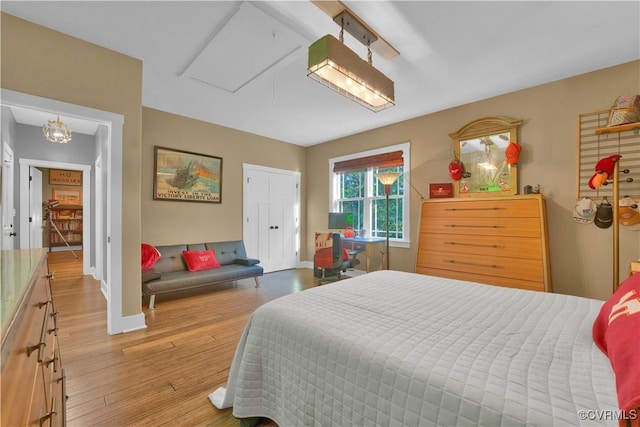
xmin=449 ymin=116 xmax=523 ymax=197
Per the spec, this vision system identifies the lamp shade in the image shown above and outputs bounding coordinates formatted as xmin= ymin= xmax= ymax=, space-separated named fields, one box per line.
xmin=308 ymin=35 xmax=394 ymax=112
xmin=375 ymin=172 xmax=401 ymax=186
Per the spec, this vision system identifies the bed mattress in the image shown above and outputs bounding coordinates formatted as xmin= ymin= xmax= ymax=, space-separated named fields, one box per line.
xmin=211 ymin=270 xmax=617 ymax=426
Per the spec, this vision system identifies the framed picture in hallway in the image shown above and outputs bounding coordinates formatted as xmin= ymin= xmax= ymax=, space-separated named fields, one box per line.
xmin=153 ymin=146 xmax=223 ymax=203
xmin=52 ymin=188 xmax=82 ymax=206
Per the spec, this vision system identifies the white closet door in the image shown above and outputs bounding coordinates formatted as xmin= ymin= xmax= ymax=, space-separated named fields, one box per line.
xmin=243 ymin=165 xmax=299 ymax=273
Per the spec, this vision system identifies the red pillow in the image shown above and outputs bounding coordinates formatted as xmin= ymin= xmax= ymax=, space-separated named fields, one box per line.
xmin=593 ymin=273 xmax=640 ymax=418
xmin=342 ymin=248 xmax=350 ymax=261
xmin=182 ymin=249 xmax=221 ymax=272
xmin=141 ymin=243 xmax=161 ymax=270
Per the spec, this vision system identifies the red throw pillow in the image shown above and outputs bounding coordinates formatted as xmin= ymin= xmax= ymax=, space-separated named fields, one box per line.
xmin=593 ymin=273 xmax=640 ymax=418
xmin=141 ymin=243 xmax=161 ymax=270
xmin=182 ymin=249 xmax=221 ymax=272
xmin=342 ymin=248 xmax=350 ymax=261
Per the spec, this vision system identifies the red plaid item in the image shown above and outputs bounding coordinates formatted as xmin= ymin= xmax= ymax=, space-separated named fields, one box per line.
xmin=593 ymin=273 xmax=640 ymax=426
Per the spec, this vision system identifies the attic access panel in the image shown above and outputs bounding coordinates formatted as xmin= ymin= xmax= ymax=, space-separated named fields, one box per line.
xmin=181 ymin=2 xmax=304 ymax=93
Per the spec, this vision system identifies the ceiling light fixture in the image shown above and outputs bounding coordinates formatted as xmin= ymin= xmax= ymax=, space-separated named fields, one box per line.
xmin=307 ymin=10 xmax=394 ymax=112
xmin=43 ymin=116 xmax=72 ymax=144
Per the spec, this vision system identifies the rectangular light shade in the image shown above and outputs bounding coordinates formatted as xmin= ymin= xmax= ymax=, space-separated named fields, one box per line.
xmin=307 ymin=34 xmax=394 ymax=112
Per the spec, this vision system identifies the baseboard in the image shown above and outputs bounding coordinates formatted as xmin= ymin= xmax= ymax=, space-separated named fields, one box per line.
xmin=298 ymin=261 xmax=313 ymax=269
xmin=100 ymin=280 xmax=108 ymax=300
xmin=122 ymin=313 xmax=147 ymax=333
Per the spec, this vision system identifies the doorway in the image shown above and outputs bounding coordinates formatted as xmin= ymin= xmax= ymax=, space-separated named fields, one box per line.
xmin=1 ymin=89 xmax=128 ymax=335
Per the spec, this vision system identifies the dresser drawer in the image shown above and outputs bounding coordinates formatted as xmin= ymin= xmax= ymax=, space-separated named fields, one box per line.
xmin=417 ymin=250 xmax=544 ymax=283
xmin=419 ymin=234 xmax=543 ymax=260
xmin=420 ymin=216 xmax=542 ymax=238
xmin=421 ymin=198 xmax=541 ymax=219
xmin=416 ymin=266 xmax=546 ymax=292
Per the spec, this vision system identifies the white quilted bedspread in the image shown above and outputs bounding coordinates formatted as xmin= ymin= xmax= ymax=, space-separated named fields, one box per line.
xmin=212 ymin=271 xmax=617 ymax=426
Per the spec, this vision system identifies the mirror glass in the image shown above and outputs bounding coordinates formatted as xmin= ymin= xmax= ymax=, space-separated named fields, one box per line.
xmin=458 ymin=131 xmax=512 ymax=194
xmin=450 ymin=116 xmax=522 ymax=197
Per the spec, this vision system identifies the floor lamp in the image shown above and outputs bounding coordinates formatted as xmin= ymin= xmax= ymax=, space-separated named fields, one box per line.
xmin=376 ymin=172 xmax=401 ymax=270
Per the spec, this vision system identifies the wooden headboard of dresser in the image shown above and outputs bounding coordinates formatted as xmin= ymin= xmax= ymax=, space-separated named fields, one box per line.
xmin=416 ymin=194 xmax=552 ymax=292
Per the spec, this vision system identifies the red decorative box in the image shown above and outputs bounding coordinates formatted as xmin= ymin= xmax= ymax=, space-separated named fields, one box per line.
xmin=429 ymin=183 xmax=453 ymax=198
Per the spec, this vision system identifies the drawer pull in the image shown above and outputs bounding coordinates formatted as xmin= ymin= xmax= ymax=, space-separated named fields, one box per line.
xmin=43 ymin=355 xmax=58 ymax=368
xmin=445 ymin=241 xmax=501 ymax=249
xmin=26 ymin=342 xmax=45 ymax=357
xmin=27 ymin=301 xmax=51 ymax=359
xmin=445 ymin=224 xmax=504 ymax=229
xmin=46 ymin=272 xmax=55 ymax=280
xmin=39 ymin=396 xmax=56 ymax=426
xmin=445 ymin=207 xmax=506 ymax=212
xmin=446 ymin=259 xmax=499 ymax=269
xmin=38 ymin=300 xmax=51 ymax=309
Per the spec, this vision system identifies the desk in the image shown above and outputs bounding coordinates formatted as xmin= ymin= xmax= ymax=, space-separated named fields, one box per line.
xmin=341 ymin=236 xmax=386 ymax=272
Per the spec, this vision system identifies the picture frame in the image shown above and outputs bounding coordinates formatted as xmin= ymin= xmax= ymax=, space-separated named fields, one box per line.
xmin=49 ymin=169 xmax=82 ymax=186
xmin=52 ymin=188 xmax=82 ymax=206
xmin=429 ymin=183 xmax=453 ymax=198
xmin=153 ymin=146 xmax=223 ymax=203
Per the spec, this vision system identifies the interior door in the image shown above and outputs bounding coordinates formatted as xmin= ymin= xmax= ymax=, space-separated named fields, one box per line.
xmin=29 ymin=166 xmax=43 ymax=248
xmin=243 ymin=165 xmax=299 ymax=273
xmin=1 ymin=143 xmax=15 ymax=249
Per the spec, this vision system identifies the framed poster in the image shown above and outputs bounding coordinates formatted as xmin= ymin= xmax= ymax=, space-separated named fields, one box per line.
xmin=153 ymin=146 xmax=223 ymax=203
xmin=49 ymin=169 xmax=82 ymax=186
xmin=52 ymin=188 xmax=82 ymax=205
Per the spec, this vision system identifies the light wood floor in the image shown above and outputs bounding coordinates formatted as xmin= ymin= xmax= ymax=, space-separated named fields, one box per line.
xmin=47 ymin=251 xmax=316 ymax=426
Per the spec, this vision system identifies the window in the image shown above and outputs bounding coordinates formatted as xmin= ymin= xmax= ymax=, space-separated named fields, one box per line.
xmin=329 ymin=143 xmax=410 ymax=247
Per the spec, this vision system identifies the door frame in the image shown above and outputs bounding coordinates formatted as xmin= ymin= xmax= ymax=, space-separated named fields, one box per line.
xmin=19 ymin=159 xmax=91 ymax=273
xmin=1 ymin=89 xmax=127 ymax=335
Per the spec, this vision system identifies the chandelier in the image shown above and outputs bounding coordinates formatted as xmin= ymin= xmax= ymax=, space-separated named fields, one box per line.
xmin=307 ymin=10 xmax=395 ymax=112
xmin=43 ymin=116 xmax=72 ymax=144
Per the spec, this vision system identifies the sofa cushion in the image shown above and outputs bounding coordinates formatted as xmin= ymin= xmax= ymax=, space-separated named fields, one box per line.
xmin=141 ymin=243 xmax=161 ymax=269
xmin=235 ymin=257 xmax=260 ymax=266
xmin=142 ymin=269 xmax=161 ymax=283
xmin=154 ymin=244 xmax=188 ymax=273
xmin=183 ymin=249 xmax=221 ymax=272
xmin=206 ymin=241 xmax=248 ymax=266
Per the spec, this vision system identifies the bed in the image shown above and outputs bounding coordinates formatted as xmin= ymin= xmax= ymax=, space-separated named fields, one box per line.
xmin=210 ymin=270 xmax=637 ymax=426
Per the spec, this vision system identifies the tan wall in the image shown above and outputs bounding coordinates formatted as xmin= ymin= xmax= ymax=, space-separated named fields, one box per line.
xmin=1 ymin=13 xmax=143 ymax=317
xmin=307 ymin=60 xmax=640 ymax=301
xmin=141 ymin=108 xmax=307 ymax=246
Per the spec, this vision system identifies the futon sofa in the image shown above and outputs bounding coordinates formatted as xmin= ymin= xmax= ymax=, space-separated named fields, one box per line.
xmin=141 ymin=240 xmax=263 ymax=309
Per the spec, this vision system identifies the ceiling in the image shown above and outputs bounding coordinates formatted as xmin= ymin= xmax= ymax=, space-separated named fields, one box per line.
xmin=2 ymin=1 xmax=639 ymax=147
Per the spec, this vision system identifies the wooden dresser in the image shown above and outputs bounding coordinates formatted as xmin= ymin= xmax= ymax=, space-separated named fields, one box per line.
xmin=1 ymin=250 xmax=66 ymax=426
xmin=416 ymin=195 xmax=552 ymax=292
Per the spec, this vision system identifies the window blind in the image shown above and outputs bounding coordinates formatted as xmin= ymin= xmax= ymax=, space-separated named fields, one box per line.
xmin=333 ymin=150 xmax=403 ymax=173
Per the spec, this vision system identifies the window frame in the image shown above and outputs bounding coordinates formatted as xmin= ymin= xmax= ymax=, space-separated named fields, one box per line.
xmin=328 ymin=142 xmax=411 ymax=248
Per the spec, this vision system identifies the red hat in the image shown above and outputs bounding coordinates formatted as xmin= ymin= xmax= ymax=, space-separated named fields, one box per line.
xmin=588 ymin=171 xmax=609 ymax=190
xmin=588 ymin=155 xmax=621 ymax=189
xmin=505 ymin=142 xmax=521 ymax=165
xmin=595 ymin=154 xmax=621 ymax=176
xmin=449 ymin=158 xmax=464 ymax=180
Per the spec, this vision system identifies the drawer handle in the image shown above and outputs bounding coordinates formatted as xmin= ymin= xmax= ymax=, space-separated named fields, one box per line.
xmin=445 ymin=224 xmax=504 ymax=229
xmin=38 ymin=299 xmax=52 ymax=309
xmin=43 ymin=355 xmax=58 ymax=368
xmin=445 ymin=241 xmax=501 ymax=249
xmin=46 ymin=272 xmax=55 ymax=280
xmin=27 ymin=301 xmax=51 ymax=359
xmin=445 ymin=207 xmax=506 ymax=212
xmin=50 ymin=310 xmax=59 ymax=335
xmin=40 ymin=396 xmax=56 ymax=426
xmin=26 ymin=342 xmax=45 ymax=358
xmin=446 ymin=259 xmax=499 ymax=269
